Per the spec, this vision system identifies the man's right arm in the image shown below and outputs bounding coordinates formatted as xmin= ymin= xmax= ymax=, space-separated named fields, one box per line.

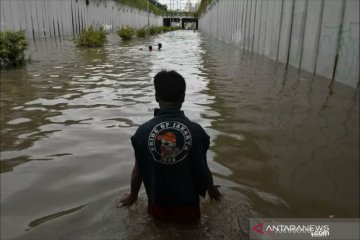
xmin=206 ymin=172 xmax=221 ymax=201
xmin=117 ymin=159 xmax=142 ymax=207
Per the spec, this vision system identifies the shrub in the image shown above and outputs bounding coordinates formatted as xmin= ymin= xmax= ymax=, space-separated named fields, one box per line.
xmin=136 ymin=27 xmax=147 ymax=38
xmin=0 ymin=30 xmax=28 ymax=68
xmin=170 ymin=26 xmax=181 ymax=31
xmin=162 ymin=27 xmax=171 ymax=32
xmin=148 ymin=26 xmax=158 ymax=36
xmin=76 ymin=26 xmax=107 ymax=48
xmin=155 ymin=26 xmax=164 ymax=34
xmin=148 ymin=26 xmax=163 ymax=36
xmin=117 ymin=26 xmax=136 ymax=41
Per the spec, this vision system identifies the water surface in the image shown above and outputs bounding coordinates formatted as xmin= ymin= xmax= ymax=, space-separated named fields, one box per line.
xmin=0 ymin=30 xmax=359 ymax=240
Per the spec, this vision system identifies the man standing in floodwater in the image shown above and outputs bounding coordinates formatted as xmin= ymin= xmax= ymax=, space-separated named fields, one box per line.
xmin=118 ymin=70 xmax=221 ymax=222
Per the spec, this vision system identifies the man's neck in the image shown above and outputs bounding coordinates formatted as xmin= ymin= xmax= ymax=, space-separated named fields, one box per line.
xmin=159 ymin=102 xmax=182 ymax=110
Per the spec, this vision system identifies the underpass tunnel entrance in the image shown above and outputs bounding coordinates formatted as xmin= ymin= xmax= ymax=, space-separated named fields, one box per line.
xmin=181 ymin=18 xmax=198 ymax=30
xmin=163 ymin=18 xmax=198 ymax=30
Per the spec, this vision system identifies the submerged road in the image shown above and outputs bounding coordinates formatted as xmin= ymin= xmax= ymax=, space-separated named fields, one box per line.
xmin=0 ymin=30 xmax=359 ymax=240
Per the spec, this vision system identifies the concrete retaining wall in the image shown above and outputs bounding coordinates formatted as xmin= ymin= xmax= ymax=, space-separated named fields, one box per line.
xmin=0 ymin=0 xmax=162 ymax=41
xmin=199 ymin=0 xmax=359 ymax=88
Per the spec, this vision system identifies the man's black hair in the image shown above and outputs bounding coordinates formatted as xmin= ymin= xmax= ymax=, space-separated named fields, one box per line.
xmin=154 ymin=70 xmax=186 ymax=103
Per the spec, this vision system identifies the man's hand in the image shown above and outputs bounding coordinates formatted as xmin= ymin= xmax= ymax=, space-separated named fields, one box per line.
xmin=116 ymin=193 xmax=137 ymax=207
xmin=207 ymin=185 xmax=221 ymax=201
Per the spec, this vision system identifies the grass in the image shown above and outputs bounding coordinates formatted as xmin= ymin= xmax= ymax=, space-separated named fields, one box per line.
xmin=0 ymin=30 xmax=28 ymax=68
xmin=75 ymin=26 xmax=107 ymax=48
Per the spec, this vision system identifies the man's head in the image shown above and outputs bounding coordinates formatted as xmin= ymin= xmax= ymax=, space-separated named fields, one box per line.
xmin=154 ymin=70 xmax=186 ymax=107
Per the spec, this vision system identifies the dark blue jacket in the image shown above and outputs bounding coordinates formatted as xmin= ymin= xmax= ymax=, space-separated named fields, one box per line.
xmin=131 ymin=108 xmax=211 ymax=207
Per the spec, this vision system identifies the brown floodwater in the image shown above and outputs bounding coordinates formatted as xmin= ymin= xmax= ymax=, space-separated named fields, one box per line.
xmin=0 ymin=30 xmax=359 ymax=240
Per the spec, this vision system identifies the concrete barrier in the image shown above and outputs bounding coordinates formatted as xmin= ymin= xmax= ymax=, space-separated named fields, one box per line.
xmin=0 ymin=0 xmax=162 ymax=41
xmin=199 ymin=0 xmax=359 ymax=88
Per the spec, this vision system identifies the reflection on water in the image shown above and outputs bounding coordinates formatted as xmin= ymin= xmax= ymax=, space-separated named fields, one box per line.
xmin=0 ymin=31 xmax=358 ymax=240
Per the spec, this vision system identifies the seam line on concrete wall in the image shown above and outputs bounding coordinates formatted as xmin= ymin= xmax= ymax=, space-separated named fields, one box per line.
xmin=276 ymin=0 xmax=285 ymax=62
xmin=286 ymin=0 xmax=295 ymax=70
xmin=257 ymin=0 xmax=262 ymax=54
xmin=30 ymin=4 xmax=36 ymax=41
xmin=241 ymin=0 xmax=246 ymax=48
xmin=235 ymin=0 xmax=239 ymax=44
xmin=43 ymin=0 xmax=50 ymax=38
xmin=252 ymin=0 xmax=258 ymax=53
xmin=71 ymin=1 xmax=75 ymax=37
xmin=299 ymin=0 xmax=309 ymax=72
xmin=331 ymin=0 xmax=346 ymax=81
xmin=263 ymin=0 xmax=269 ymax=55
xmin=243 ymin=0 xmax=248 ymax=49
xmin=42 ymin=0 xmax=47 ymax=37
xmin=248 ymin=0 xmax=253 ymax=50
xmin=313 ymin=0 xmax=325 ymax=75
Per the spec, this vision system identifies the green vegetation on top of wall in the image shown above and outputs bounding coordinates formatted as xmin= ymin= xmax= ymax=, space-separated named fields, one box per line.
xmin=75 ymin=26 xmax=108 ymax=48
xmin=197 ymin=0 xmax=213 ymax=17
xmin=117 ymin=0 xmax=166 ymax=15
xmin=0 ymin=30 xmax=28 ymax=68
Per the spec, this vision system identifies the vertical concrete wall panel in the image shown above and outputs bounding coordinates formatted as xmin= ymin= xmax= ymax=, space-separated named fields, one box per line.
xmin=258 ymin=0 xmax=267 ymax=55
xmin=234 ymin=0 xmax=240 ymax=45
xmin=288 ymin=0 xmax=306 ymax=68
xmin=222 ymin=1 xmax=226 ymax=40
xmin=0 ymin=0 xmax=6 ymax=30
xmin=9 ymin=0 xmax=20 ymax=30
xmin=244 ymin=0 xmax=251 ymax=50
xmin=301 ymin=0 xmax=322 ymax=74
xmin=249 ymin=0 xmax=256 ymax=52
xmin=22 ymin=0 xmax=33 ymax=37
xmin=247 ymin=0 xmax=254 ymax=50
xmin=277 ymin=0 xmax=294 ymax=64
xmin=315 ymin=0 xmax=344 ymax=79
xmin=253 ymin=0 xmax=261 ymax=53
xmin=199 ymin=0 xmax=358 ymax=88
xmin=234 ymin=0 xmax=239 ymax=45
xmin=268 ymin=0 xmax=282 ymax=60
xmin=228 ymin=0 xmax=231 ymax=43
xmin=264 ymin=0 xmax=274 ymax=57
xmin=232 ymin=0 xmax=236 ymax=44
xmin=218 ymin=0 xmax=222 ymax=41
xmin=240 ymin=0 xmax=245 ymax=48
xmin=334 ymin=0 xmax=359 ymax=87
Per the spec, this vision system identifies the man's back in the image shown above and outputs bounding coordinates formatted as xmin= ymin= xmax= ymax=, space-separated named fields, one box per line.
xmin=131 ymin=108 xmax=210 ymax=208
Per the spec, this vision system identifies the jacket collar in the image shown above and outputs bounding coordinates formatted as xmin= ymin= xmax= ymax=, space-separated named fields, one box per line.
xmin=154 ymin=108 xmax=184 ymax=117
